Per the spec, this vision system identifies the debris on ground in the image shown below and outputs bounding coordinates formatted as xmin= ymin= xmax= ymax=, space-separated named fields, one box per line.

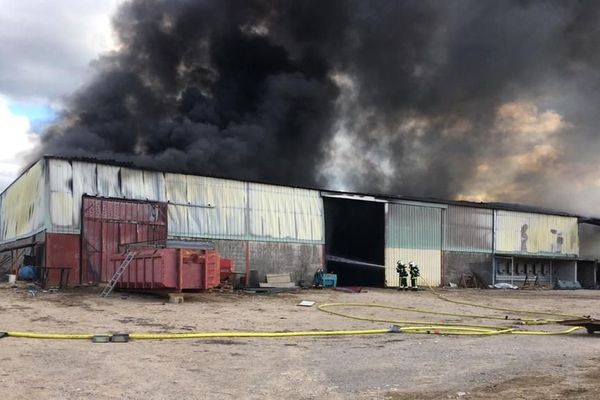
xmin=490 ymin=283 xmax=519 ymax=290
xmin=555 ymin=280 xmax=582 ymax=290
xmin=334 ymin=287 xmax=363 ymax=293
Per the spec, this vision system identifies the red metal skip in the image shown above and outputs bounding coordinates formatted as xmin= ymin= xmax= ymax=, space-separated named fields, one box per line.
xmin=108 ymin=248 xmax=223 ymax=291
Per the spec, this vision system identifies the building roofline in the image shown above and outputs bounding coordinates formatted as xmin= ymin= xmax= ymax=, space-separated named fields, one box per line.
xmin=2 ymin=154 xmax=581 ymax=218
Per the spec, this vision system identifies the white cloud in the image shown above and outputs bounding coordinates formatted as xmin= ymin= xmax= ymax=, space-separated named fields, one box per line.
xmin=0 ymin=0 xmax=123 ymax=190
xmin=0 ymin=0 xmax=123 ymax=103
xmin=0 ymin=97 xmax=40 ymax=190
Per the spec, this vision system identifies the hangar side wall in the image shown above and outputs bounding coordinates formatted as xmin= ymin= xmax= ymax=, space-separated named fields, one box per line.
xmin=250 ymin=241 xmax=323 ymax=285
xmin=212 ymin=239 xmax=323 ymax=285
xmin=385 ymin=203 xmax=442 ymax=287
xmin=443 ymin=205 xmax=493 ymax=253
xmin=47 ymin=159 xmax=324 ymax=246
xmin=45 ymin=233 xmax=80 ymax=285
xmin=578 ymin=223 xmax=600 ymax=260
xmin=442 ymin=252 xmax=493 ymax=286
xmin=0 ymin=160 xmax=46 ymax=243
xmin=495 ymin=210 xmax=579 ymax=257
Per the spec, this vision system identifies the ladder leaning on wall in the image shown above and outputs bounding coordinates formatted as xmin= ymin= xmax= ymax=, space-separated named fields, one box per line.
xmin=100 ymin=251 xmax=136 ymax=297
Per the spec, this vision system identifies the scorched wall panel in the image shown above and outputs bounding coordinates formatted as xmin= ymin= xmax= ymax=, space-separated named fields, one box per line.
xmin=0 ymin=160 xmax=46 ymax=242
xmin=495 ymin=211 xmax=578 ymax=257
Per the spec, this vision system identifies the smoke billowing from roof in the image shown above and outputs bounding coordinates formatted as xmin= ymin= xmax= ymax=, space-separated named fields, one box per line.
xmin=38 ymin=0 xmax=600 ymax=214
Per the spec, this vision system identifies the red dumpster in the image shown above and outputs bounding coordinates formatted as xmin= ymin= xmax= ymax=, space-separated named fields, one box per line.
xmin=108 ymin=248 xmax=221 ymax=291
xmin=220 ymin=258 xmax=233 ymax=282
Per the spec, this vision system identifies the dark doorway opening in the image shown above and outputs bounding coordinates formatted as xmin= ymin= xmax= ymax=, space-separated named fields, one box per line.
xmin=323 ymin=197 xmax=385 ymax=287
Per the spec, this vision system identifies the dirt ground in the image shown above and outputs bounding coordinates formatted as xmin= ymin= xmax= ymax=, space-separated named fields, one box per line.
xmin=0 ymin=284 xmax=599 ymax=399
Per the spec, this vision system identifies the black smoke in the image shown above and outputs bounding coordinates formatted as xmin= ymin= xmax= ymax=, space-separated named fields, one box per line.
xmin=38 ymin=0 xmax=600 ymax=211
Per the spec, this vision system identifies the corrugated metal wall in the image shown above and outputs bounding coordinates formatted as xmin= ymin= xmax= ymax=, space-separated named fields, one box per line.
xmin=47 ymin=158 xmax=324 ymax=244
xmin=385 ymin=203 xmax=442 ymax=286
xmin=443 ymin=206 xmax=493 ymax=253
xmin=578 ymin=223 xmax=600 ymax=260
xmin=81 ymin=197 xmax=168 ymax=283
xmin=0 ymin=160 xmax=46 ymax=243
xmin=495 ymin=210 xmax=578 ymax=257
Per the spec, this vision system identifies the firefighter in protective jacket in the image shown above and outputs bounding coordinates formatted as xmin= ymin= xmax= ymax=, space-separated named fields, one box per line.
xmin=396 ymin=260 xmax=408 ymax=290
xmin=409 ymin=262 xmax=420 ymax=290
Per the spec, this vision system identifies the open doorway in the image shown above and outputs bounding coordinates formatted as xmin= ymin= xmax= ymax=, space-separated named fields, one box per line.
xmin=323 ymin=196 xmax=385 ymax=286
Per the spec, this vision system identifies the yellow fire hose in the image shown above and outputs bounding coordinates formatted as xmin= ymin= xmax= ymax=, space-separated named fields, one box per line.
xmin=1 ymin=277 xmax=590 ymax=340
xmin=317 ymin=277 xmax=587 ymax=336
xmin=5 ymin=329 xmax=391 ymax=340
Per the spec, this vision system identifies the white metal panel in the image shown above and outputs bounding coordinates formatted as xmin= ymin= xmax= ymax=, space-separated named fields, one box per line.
xmin=72 ymin=161 xmax=98 ymax=227
xmin=294 ymin=188 xmax=323 ymax=242
xmin=43 ymin=158 xmax=323 ymax=243
xmin=385 ymin=203 xmax=442 ymax=286
xmin=50 ymin=192 xmax=73 ymax=228
xmin=203 ymin=177 xmax=246 ymax=237
xmin=249 ymin=183 xmax=295 ymax=240
xmin=48 ymin=159 xmax=72 ymax=192
xmin=164 ymin=173 xmax=187 ymax=203
xmin=120 ymin=168 xmax=145 ymax=199
xmin=385 ymin=248 xmax=441 ymax=287
xmin=248 ymin=183 xmax=323 ymax=242
xmin=48 ymin=159 xmax=74 ymax=230
xmin=97 ymin=164 xmax=122 ymax=197
xmin=186 ymin=175 xmax=204 ymax=205
xmin=167 ymin=175 xmax=247 ymax=239
xmin=495 ymin=210 xmax=578 ymax=257
xmin=143 ymin=170 xmax=166 ymax=201
xmin=167 ymin=205 xmax=189 ymax=237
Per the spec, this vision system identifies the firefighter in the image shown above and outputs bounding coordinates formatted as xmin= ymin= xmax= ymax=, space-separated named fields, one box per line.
xmin=313 ymin=268 xmax=324 ymax=288
xmin=409 ymin=262 xmax=420 ymax=290
xmin=396 ymin=260 xmax=408 ymax=290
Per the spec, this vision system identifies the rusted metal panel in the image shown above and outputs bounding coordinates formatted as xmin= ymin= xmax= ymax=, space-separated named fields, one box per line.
xmin=443 ymin=205 xmax=493 ymax=253
xmin=495 ymin=210 xmax=578 ymax=257
xmin=81 ymin=197 xmax=168 ymax=284
xmin=108 ymin=248 xmax=221 ymax=290
xmin=385 ymin=203 xmax=442 ymax=287
xmin=45 ymin=233 xmax=80 ymax=285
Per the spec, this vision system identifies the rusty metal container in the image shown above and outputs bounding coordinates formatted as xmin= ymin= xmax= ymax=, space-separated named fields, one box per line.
xmin=109 ymin=248 xmax=221 ymax=291
xmin=219 ymin=258 xmax=233 ymax=282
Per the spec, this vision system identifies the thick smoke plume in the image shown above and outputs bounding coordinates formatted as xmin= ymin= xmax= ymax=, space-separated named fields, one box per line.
xmin=38 ymin=0 xmax=600 ymax=214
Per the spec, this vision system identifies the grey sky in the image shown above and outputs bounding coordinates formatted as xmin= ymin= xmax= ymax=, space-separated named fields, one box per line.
xmin=0 ymin=0 xmax=121 ymax=190
xmin=0 ymin=0 xmax=121 ymax=104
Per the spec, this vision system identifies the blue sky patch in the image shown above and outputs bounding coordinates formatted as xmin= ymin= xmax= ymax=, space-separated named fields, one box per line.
xmin=9 ymin=103 xmax=57 ymax=133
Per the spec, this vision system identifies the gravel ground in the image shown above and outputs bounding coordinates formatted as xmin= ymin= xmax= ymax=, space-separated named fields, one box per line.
xmin=0 ymin=284 xmax=599 ymax=399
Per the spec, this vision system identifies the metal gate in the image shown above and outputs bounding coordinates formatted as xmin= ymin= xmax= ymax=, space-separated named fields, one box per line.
xmin=385 ymin=203 xmax=443 ymax=287
xmin=81 ymin=196 xmax=168 ymax=284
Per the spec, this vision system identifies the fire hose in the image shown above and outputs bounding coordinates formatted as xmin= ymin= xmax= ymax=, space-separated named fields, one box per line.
xmin=0 ymin=278 xmax=589 ymax=340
